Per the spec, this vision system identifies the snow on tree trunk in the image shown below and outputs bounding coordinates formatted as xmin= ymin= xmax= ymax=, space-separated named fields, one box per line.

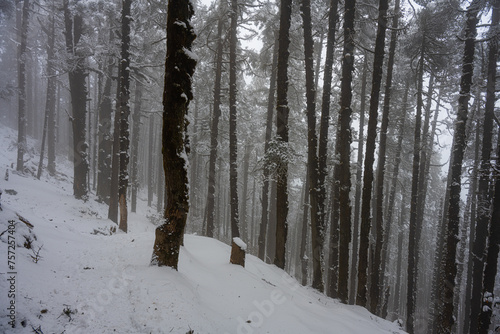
xmin=358 ymin=0 xmax=389 ymax=311
xmin=336 ymin=0 xmax=356 ymax=304
xmin=478 ymin=1 xmax=500 ymax=332
xmin=436 ymin=1 xmax=480 ymax=332
xmin=63 ymin=0 xmax=89 ymax=200
xmin=118 ymin=0 xmax=132 ymax=233
xmin=151 ymin=0 xmax=196 ymax=270
xmin=274 ymin=0 xmax=292 ymax=270
xmin=16 ymin=0 xmax=29 ymax=173
xmin=205 ymin=4 xmax=224 ymax=238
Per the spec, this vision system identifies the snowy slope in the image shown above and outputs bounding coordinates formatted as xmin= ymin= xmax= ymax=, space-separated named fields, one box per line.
xmin=0 ymin=123 xmax=405 ymax=334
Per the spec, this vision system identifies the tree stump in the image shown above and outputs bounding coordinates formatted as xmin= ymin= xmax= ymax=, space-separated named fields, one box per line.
xmin=230 ymin=237 xmax=246 ymax=267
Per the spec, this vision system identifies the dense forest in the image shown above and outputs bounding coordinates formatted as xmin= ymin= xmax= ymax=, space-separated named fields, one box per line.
xmin=0 ymin=0 xmax=499 ymax=333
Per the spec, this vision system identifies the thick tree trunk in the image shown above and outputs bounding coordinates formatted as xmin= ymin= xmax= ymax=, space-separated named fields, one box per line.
xmin=205 ymin=7 xmax=225 ymax=238
xmin=16 ymin=0 xmax=29 ymax=173
xmin=436 ymin=2 xmax=479 ymax=332
xmin=46 ymin=8 xmax=57 ymax=176
xmin=274 ymin=0 xmax=292 ymax=270
xmin=118 ymin=0 xmax=132 ymax=233
xmin=479 ymin=129 xmax=500 ymax=334
xmin=320 ymin=0 xmax=340 ymax=299
xmin=327 ymin=175 xmax=339 ymax=298
xmin=470 ymin=17 xmax=497 ymax=334
xmin=381 ymin=78 xmax=409 ymax=312
xmin=64 ymin=0 xmax=89 ymax=200
xmin=319 ymin=0 xmax=340 ymax=297
xmin=461 ymin=108 xmax=480 ymax=334
xmin=228 ymin=0 xmax=243 ymax=266
xmin=258 ymin=31 xmax=278 ymax=261
xmin=300 ymin=0 xmax=321 ymax=291
xmin=375 ymin=0 xmax=401 ymax=315
xmin=478 ymin=2 xmax=500 ymax=332
xmin=350 ymin=54 xmax=368 ymax=304
xmin=336 ymin=0 xmax=356 ymax=303
xmin=406 ymin=42 xmax=426 ymax=334
xmin=96 ymin=28 xmax=115 ymax=204
xmin=357 ymin=0 xmax=389 ymax=312
xmin=151 ymin=0 xmax=196 ymax=269
xmin=38 ymin=9 xmax=57 ymax=179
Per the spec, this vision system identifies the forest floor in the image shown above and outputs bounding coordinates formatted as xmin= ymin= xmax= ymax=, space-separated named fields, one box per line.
xmin=0 ymin=123 xmax=405 ymax=334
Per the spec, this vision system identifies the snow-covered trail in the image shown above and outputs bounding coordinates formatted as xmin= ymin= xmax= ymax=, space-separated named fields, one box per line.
xmin=0 ymin=123 xmax=405 ymax=333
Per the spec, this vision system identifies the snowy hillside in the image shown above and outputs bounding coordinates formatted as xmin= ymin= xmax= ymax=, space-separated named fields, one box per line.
xmin=0 ymin=124 xmax=405 ymax=334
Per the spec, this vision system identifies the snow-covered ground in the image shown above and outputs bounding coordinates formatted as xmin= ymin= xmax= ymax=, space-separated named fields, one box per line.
xmin=0 ymin=123 xmax=405 ymax=334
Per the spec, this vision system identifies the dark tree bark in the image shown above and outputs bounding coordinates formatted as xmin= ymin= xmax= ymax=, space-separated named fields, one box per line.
xmin=97 ymin=28 xmax=115 ymax=204
xmin=258 ymin=31 xmax=278 ymax=261
xmin=479 ymin=129 xmax=500 ymax=334
xmin=131 ymin=80 xmax=143 ymax=213
xmin=470 ymin=25 xmax=498 ymax=334
xmin=205 ymin=6 xmax=225 ymax=238
xmin=350 ymin=54 xmax=368 ymax=304
xmin=151 ymin=0 xmax=196 ymax=269
xmin=118 ymin=0 xmax=133 ymax=233
xmin=300 ymin=0 xmax=321 ymax=291
xmin=327 ymin=175 xmax=339 ymax=298
xmin=478 ymin=2 xmax=500 ymax=332
xmin=436 ymin=1 xmax=479 ymax=332
xmin=319 ymin=0 xmax=340 ymax=297
xmin=429 ymin=198 xmax=447 ymax=334
xmin=16 ymin=0 xmax=29 ymax=173
xmin=461 ymin=105 xmax=480 ymax=334
xmin=356 ymin=0 xmax=389 ymax=311
xmin=45 ymin=7 xmax=56 ymax=176
xmin=336 ymin=0 xmax=356 ymax=303
xmin=375 ymin=0 xmax=401 ymax=315
xmin=406 ymin=40 xmax=426 ymax=334
xmin=38 ymin=7 xmax=57 ymax=179
xmin=381 ymin=78 xmax=409 ymax=313
xmin=324 ymin=0 xmax=340 ymax=299
xmin=274 ymin=0 xmax=292 ymax=270
xmin=228 ymin=0 xmax=243 ymax=266
xmin=63 ymin=0 xmax=89 ymax=200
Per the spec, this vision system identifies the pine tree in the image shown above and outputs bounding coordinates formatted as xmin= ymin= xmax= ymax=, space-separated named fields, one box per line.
xmin=228 ymin=0 xmax=244 ymax=267
xmin=151 ymin=0 xmax=196 ymax=269
xmin=63 ymin=0 xmax=89 ymax=200
xmin=477 ymin=1 xmax=500 ymax=332
xmin=436 ymin=1 xmax=480 ymax=332
xmin=274 ymin=0 xmax=292 ymax=270
xmin=205 ymin=3 xmax=225 ymax=238
xmin=357 ymin=0 xmax=389 ymax=311
xmin=16 ymin=0 xmax=29 ymax=173
xmin=336 ymin=0 xmax=356 ymax=303
xmin=300 ymin=0 xmax=321 ymax=291
xmin=118 ymin=0 xmax=133 ymax=233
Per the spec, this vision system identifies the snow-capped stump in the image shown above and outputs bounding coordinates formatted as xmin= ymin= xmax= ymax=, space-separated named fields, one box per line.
xmin=230 ymin=237 xmax=246 ymax=267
